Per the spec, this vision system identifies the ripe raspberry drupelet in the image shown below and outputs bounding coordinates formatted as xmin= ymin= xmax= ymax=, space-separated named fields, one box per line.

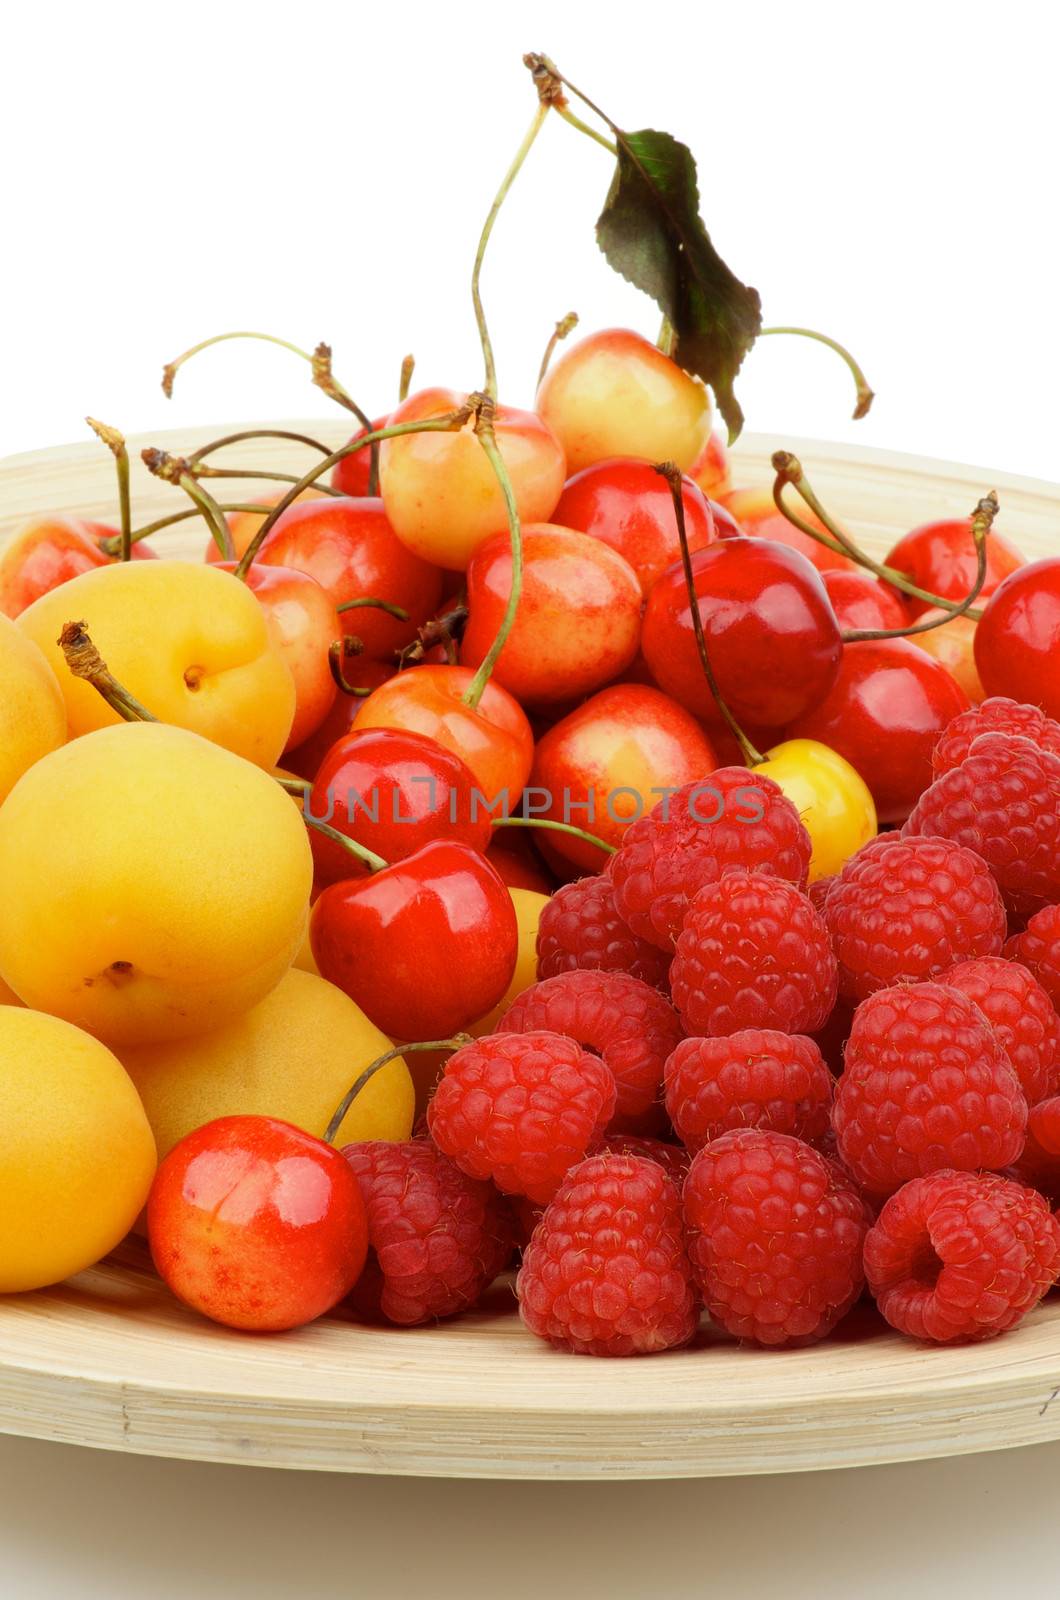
xmin=608 ymin=767 xmax=812 ymax=950
xmin=682 ymin=1129 xmax=871 ymax=1346
xmin=1005 ymin=903 xmax=1060 ymax=1010
xmin=669 ymin=872 xmax=837 ymax=1037
xmin=823 ymin=833 xmax=1007 ymax=1004
xmin=664 ymin=1029 xmax=833 ymax=1153
xmin=535 ymin=873 xmax=671 ymax=990
xmin=342 ymin=1138 xmax=513 ymax=1325
xmin=517 ymin=1153 xmax=697 ymax=1356
xmin=932 ymin=696 xmax=1060 ymax=777
xmin=427 ymin=1030 xmax=616 ymax=1204
xmin=864 ymin=1170 xmax=1060 ymax=1342
xmin=942 ymin=956 xmax=1060 ymax=1106
xmin=833 ymin=982 xmax=1027 ymax=1196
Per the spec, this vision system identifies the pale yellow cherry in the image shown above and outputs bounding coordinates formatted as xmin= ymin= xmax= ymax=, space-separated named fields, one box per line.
xmin=119 ymin=968 xmax=413 ymax=1159
xmin=0 ymin=722 xmax=312 ymax=1046
xmin=0 ymin=1007 xmax=156 ymax=1292
xmin=17 ymin=559 xmax=295 ymax=767
xmin=0 ymin=614 xmax=66 ymax=803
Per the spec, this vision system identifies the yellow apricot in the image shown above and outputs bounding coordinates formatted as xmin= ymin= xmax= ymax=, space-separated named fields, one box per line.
xmin=0 ymin=614 xmax=66 ymax=803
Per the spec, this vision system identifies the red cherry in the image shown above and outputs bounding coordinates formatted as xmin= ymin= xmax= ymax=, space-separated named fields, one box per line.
xmin=330 ymin=416 xmax=390 ymax=498
xmin=551 ymin=458 xmax=715 ymax=595
xmin=284 ymin=662 xmax=396 ymax=782
xmin=311 ymin=840 xmax=518 ymax=1040
xmin=689 ymin=432 xmax=731 ymax=499
xmin=530 ymin=683 xmax=718 ymax=873
xmin=147 ymin=1115 xmax=368 ymax=1332
xmin=0 ymin=516 xmax=156 ymax=617
xmin=255 ymin=496 xmax=443 ymax=659
xmin=485 ymin=842 xmax=555 ymax=895
xmin=308 ymin=727 xmax=491 ymax=885
xmin=975 ymin=558 xmax=1060 ymax=717
xmin=720 ymin=488 xmax=856 ymax=573
xmin=210 ymin=490 xmax=330 ymax=566
xmin=706 ymin=499 xmax=744 ymax=540
xmin=822 ymin=569 xmax=909 ymax=633
xmin=884 ymin=518 xmax=1026 ymax=619
xmin=460 ymin=523 xmax=643 ymax=706
xmin=641 ymin=537 xmax=843 ymax=729
xmin=353 ymin=663 xmax=534 ymax=805
xmin=786 ymin=637 xmax=971 ymax=822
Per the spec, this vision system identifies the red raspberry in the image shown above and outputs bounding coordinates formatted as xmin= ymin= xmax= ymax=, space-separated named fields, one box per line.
xmin=942 ymin=956 xmax=1060 ymax=1105
xmin=499 ymin=969 xmax=683 ymax=1128
xmin=535 ymin=874 xmax=671 ymax=991
xmin=664 ymin=1029 xmax=833 ymax=1153
xmin=833 ymin=982 xmax=1027 ymax=1196
xmin=608 ymin=767 xmax=812 ymax=949
xmin=823 ymin=833 xmax=1006 ymax=1004
xmin=932 ymin=696 xmax=1060 ymax=776
xmin=1005 ymin=903 xmax=1060 ymax=1010
xmin=427 ymin=1031 xmax=616 ymax=1204
xmin=602 ymin=1133 xmax=690 ymax=1186
xmin=669 ymin=872 xmax=837 ymax=1037
xmin=342 ymin=1139 xmax=513 ymax=1325
xmin=517 ymin=1153 xmax=697 ymax=1356
xmin=905 ymin=732 xmax=1060 ymax=917
xmin=864 ymin=1170 xmax=1060 ymax=1342
xmin=682 ymin=1130 xmax=871 ymax=1347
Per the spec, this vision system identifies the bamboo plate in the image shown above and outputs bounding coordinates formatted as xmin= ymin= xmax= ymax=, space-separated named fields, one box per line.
xmin=0 ymin=423 xmax=1058 ymax=1481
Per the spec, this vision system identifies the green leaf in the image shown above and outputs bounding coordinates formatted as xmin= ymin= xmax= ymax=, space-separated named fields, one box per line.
xmin=595 ymin=128 xmax=762 ymax=442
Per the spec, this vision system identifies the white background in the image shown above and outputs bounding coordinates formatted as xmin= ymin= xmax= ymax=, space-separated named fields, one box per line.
xmin=3 ymin=3 xmax=1060 ymax=1596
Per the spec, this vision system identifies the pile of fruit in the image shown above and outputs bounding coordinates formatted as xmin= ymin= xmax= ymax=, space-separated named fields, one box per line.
xmin=2 ymin=53 xmax=1060 ymax=1361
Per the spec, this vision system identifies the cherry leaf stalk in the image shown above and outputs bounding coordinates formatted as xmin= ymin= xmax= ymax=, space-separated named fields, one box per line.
xmin=85 ymin=418 xmax=132 ymax=561
xmin=324 ymin=1037 xmax=473 ymax=1146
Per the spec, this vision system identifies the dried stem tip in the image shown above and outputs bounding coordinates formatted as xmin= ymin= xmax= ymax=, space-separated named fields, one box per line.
xmin=524 ymin=51 xmax=567 ymax=107
xmin=141 ymin=447 xmax=190 ymax=483
xmin=58 ymin=620 xmax=108 ymax=682
xmin=85 ymin=417 xmax=126 ymax=456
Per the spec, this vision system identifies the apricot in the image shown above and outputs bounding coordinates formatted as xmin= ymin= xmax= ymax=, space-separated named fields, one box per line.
xmin=0 ymin=615 xmax=66 ymax=803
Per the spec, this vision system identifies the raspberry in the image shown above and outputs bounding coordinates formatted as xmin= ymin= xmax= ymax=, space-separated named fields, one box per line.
xmin=427 ymin=1031 xmax=616 ymax=1204
xmin=833 ymin=982 xmax=1027 ymax=1195
xmin=942 ymin=956 xmax=1060 ymax=1105
xmin=682 ymin=1130 xmax=871 ymax=1347
xmin=516 ymin=1153 xmax=697 ymax=1356
xmin=823 ymin=833 xmax=1006 ymax=1004
xmin=664 ymin=1029 xmax=833 ymax=1153
xmin=602 ymin=1133 xmax=690 ymax=1186
xmin=342 ymin=1139 xmax=513 ymax=1325
xmin=864 ymin=1170 xmax=1060 ymax=1342
xmin=608 ymin=767 xmax=812 ymax=950
xmin=1005 ymin=903 xmax=1060 ymax=1010
xmin=905 ymin=733 xmax=1060 ymax=917
xmin=499 ymin=969 xmax=683 ymax=1127
xmin=932 ymin=696 xmax=1060 ymax=776
xmin=535 ymin=874 xmax=671 ymax=991
xmin=669 ymin=872 xmax=837 ymax=1036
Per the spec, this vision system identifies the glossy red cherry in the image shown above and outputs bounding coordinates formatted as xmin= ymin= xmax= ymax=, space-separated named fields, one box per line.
xmin=551 ymin=458 xmax=715 ymax=595
xmin=884 ymin=518 xmax=1026 ymax=619
xmin=641 ymin=537 xmax=843 ymax=729
xmin=330 ymin=416 xmax=390 ymax=498
xmin=530 ymin=683 xmax=718 ymax=873
xmin=974 ymin=559 xmax=1060 ymax=717
xmin=484 ymin=842 xmax=555 ymax=895
xmin=689 ymin=432 xmax=731 ymax=499
xmin=210 ymin=490 xmax=329 ymax=566
xmin=147 ymin=1115 xmax=368 ymax=1331
xmin=706 ymin=499 xmax=743 ymax=540
xmin=0 ymin=516 xmax=156 ymax=618
xmin=308 ymin=727 xmax=492 ymax=885
xmin=256 ymin=496 xmax=444 ymax=659
xmin=822 ymin=569 xmax=909 ymax=632
xmin=310 ymin=840 xmax=518 ymax=1040
xmin=720 ymin=488 xmax=855 ymax=573
xmin=786 ymin=637 xmax=971 ymax=822
xmin=460 ymin=523 xmax=643 ymax=706
xmin=284 ymin=661 xmax=397 ymax=782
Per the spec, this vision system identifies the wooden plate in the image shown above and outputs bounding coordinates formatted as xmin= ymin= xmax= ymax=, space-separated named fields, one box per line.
xmin=0 ymin=423 xmax=1058 ymax=1481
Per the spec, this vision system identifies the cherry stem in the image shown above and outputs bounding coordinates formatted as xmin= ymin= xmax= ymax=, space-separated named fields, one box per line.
xmin=525 ymin=53 xmax=621 ymax=152
xmin=840 ymin=491 xmax=998 ymax=642
xmin=462 ymin=399 xmax=522 ymax=711
xmin=192 ymin=464 xmax=344 ymax=497
xmin=187 ymin=428 xmax=336 ymax=464
xmin=336 ymin=596 xmax=410 ymax=621
xmin=328 ymin=637 xmax=371 ymax=694
xmin=162 ymin=330 xmax=317 ymax=397
xmin=300 ymin=809 xmax=388 ymax=875
xmin=655 ymin=460 xmax=765 ymax=768
xmin=141 ymin=449 xmax=235 ymax=560
xmin=536 ymin=311 xmax=579 ymax=390
xmin=99 ymin=502 xmax=279 ymax=557
xmin=323 ymin=1035 xmax=473 ymax=1146
xmin=398 ymin=594 xmax=468 ymax=668
xmin=771 ymin=452 xmax=986 ymax=619
xmin=85 ymin=418 xmax=132 ymax=560
xmin=58 ymin=621 xmax=158 ymax=723
xmin=233 ymin=408 xmax=473 ymax=581
xmin=759 ymin=327 xmax=875 ymax=420
xmin=399 ymin=354 xmax=415 ymax=402
xmin=276 ymin=775 xmax=309 ymax=797
xmin=492 ymin=816 xmax=616 ymax=855
xmin=471 ymin=100 xmax=550 ymax=402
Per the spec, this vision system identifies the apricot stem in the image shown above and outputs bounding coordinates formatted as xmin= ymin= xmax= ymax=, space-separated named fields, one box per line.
xmin=141 ymin=449 xmax=235 ymax=560
xmin=324 ymin=1035 xmax=473 ymax=1145
xmin=58 ymin=621 xmax=158 ymax=723
xmin=492 ymin=816 xmax=616 ymax=855
xmin=462 ymin=399 xmax=522 ymax=711
xmin=759 ymin=327 xmax=875 ymax=420
xmin=471 ymin=100 xmax=550 ymax=402
xmin=85 ymin=418 xmax=132 ymax=560
xmin=336 ymin=597 xmax=410 ymax=621
xmin=399 ymin=354 xmax=416 ymax=402
xmin=536 ymin=311 xmax=579 ymax=389
xmin=656 ymin=460 xmax=765 ymax=768
xmin=841 ymin=492 xmax=998 ymax=642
